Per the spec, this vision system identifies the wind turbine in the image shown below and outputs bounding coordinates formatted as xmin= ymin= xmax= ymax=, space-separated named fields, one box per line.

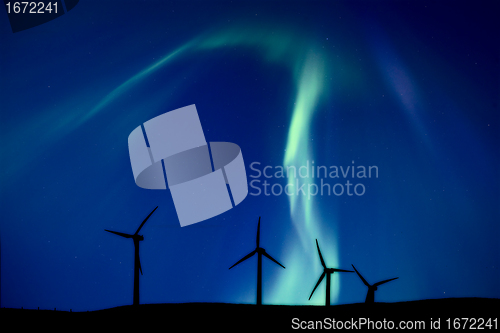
xmin=229 ymin=217 xmax=285 ymax=305
xmin=309 ymin=239 xmax=353 ymax=306
xmin=351 ymin=264 xmax=398 ymax=303
xmin=105 ymin=206 xmax=158 ymax=306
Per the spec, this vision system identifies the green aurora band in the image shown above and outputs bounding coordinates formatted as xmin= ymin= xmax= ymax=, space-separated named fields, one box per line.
xmin=6 ymin=25 xmax=353 ymax=304
xmin=91 ymin=25 xmax=343 ymax=304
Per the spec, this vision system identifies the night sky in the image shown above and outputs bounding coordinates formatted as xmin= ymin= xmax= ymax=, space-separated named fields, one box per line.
xmin=1 ymin=1 xmax=498 ymax=311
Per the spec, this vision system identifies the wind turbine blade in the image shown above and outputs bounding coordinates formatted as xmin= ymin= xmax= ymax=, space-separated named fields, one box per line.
xmin=351 ymin=265 xmax=370 ymax=286
xmin=316 ymin=239 xmax=326 ymax=268
xmin=105 ymin=230 xmax=133 ymax=238
xmin=138 ymin=256 xmax=143 ymax=275
xmin=262 ymin=251 xmax=285 ymax=269
xmin=374 ymin=277 xmax=398 ymax=287
xmin=309 ymin=271 xmax=326 ymax=300
xmin=332 ymin=269 xmax=354 ymax=273
xmin=229 ymin=250 xmax=256 ymax=269
xmin=256 ymin=216 xmax=261 ymax=248
xmin=135 ymin=206 xmax=158 ymax=235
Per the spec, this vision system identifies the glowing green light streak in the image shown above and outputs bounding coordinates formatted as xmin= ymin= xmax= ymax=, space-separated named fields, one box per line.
xmin=86 ymin=26 xmax=340 ymax=305
xmin=84 ymin=42 xmax=196 ymax=122
xmin=284 ymin=52 xmax=324 ymax=216
xmin=2 ymin=25 xmax=342 ymax=304
xmin=270 ymin=51 xmax=341 ymax=305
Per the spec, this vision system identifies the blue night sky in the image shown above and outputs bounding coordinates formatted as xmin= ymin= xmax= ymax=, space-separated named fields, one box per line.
xmin=0 ymin=1 xmax=498 ymax=311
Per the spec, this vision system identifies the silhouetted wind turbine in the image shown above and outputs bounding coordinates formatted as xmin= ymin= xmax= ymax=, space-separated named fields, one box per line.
xmin=351 ymin=264 xmax=398 ymax=303
xmin=309 ymin=239 xmax=353 ymax=306
xmin=105 ymin=206 xmax=158 ymax=306
xmin=229 ymin=217 xmax=285 ymax=305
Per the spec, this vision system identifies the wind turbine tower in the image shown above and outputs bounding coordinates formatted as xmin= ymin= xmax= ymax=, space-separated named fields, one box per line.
xmin=105 ymin=206 xmax=158 ymax=306
xmin=351 ymin=264 xmax=398 ymax=303
xmin=309 ymin=239 xmax=354 ymax=306
xmin=229 ymin=217 xmax=285 ymax=305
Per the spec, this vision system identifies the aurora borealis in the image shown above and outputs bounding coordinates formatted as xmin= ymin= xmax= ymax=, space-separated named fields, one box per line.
xmin=0 ymin=0 xmax=498 ymax=312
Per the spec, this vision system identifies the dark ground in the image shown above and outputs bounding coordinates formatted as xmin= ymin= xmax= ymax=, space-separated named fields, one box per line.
xmin=2 ymin=298 xmax=498 ymax=330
